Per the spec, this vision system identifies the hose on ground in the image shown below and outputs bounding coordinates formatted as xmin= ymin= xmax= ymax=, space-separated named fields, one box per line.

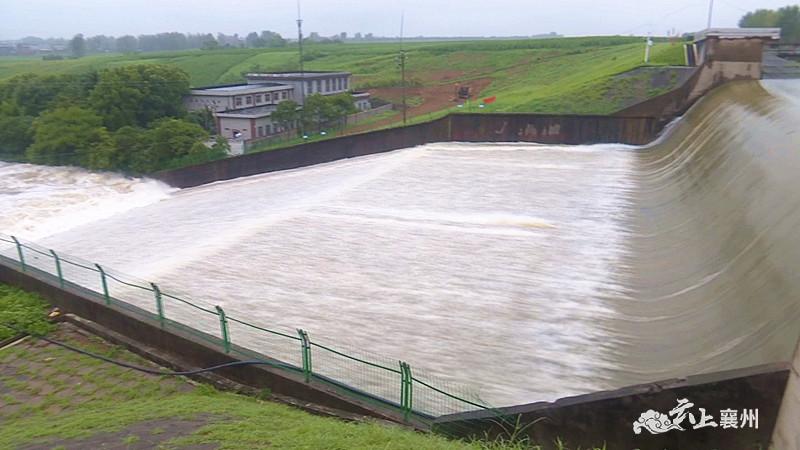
xmin=0 ymin=321 xmax=298 ymax=376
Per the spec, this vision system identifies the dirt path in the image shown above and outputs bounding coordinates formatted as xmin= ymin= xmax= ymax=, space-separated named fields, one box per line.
xmin=347 ymin=77 xmax=493 ymax=133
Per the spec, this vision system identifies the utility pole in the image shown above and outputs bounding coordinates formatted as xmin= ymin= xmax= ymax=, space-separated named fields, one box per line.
xmin=707 ymin=0 xmax=714 ymax=29
xmin=398 ymin=12 xmax=407 ymax=125
xmin=297 ymin=0 xmax=306 ymax=137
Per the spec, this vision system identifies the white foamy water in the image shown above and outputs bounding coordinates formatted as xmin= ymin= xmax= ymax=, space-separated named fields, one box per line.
xmin=0 ymin=162 xmax=175 ymax=240
xmin=1 ymin=143 xmax=635 ymax=410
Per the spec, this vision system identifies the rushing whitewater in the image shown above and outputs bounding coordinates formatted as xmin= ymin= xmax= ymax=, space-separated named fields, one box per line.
xmin=0 ymin=142 xmax=635 ymax=407
xmin=2 ymin=79 xmax=800 ymax=410
xmin=0 ymin=162 xmax=175 ymax=240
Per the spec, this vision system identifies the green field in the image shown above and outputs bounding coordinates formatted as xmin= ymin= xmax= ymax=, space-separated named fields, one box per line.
xmin=0 ymin=37 xmax=686 ymax=118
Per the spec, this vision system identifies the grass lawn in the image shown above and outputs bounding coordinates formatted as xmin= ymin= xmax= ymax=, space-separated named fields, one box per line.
xmin=0 ymin=321 xmax=493 ymax=450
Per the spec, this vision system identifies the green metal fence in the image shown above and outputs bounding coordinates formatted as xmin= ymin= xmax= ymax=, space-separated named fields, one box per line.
xmin=0 ymin=233 xmax=491 ymax=418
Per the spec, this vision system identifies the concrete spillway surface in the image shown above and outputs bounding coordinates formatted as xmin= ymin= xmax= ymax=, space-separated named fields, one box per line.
xmin=2 ymin=80 xmax=800 ymax=412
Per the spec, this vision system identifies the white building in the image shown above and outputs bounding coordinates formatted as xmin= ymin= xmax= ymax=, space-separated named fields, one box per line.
xmin=184 ymin=71 xmax=371 ymax=140
xmin=245 ymin=71 xmax=351 ymax=106
xmin=184 ymin=83 xmax=294 ymax=113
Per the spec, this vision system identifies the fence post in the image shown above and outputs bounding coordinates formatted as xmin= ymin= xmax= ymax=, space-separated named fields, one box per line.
xmin=50 ymin=250 xmax=64 ymax=288
xmin=216 ymin=306 xmax=230 ymax=353
xmin=297 ymin=329 xmax=312 ymax=382
xmin=10 ymin=236 xmax=25 ymax=272
xmin=399 ymin=361 xmax=413 ymax=421
xmin=151 ymin=283 xmax=165 ymax=327
xmin=95 ymin=264 xmax=110 ymax=305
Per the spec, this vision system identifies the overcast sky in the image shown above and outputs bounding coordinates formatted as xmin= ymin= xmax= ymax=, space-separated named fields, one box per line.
xmin=1 ymin=0 xmax=796 ymax=40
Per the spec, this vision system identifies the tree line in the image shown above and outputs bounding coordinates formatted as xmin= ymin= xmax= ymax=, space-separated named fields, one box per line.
xmin=740 ymin=5 xmax=800 ymax=41
xmin=64 ymin=30 xmax=288 ymax=57
xmin=0 ymin=64 xmax=227 ymax=173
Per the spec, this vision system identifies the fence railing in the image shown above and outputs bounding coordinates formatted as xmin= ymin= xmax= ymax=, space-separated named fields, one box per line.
xmin=0 ymin=233 xmax=490 ymax=418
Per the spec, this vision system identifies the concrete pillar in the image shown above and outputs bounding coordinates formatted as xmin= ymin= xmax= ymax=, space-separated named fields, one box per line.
xmin=772 ymin=337 xmax=800 ymax=449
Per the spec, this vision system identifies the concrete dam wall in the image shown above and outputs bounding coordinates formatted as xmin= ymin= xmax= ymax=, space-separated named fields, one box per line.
xmin=435 ymin=79 xmax=800 ymax=448
xmin=3 ymin=79 xmax=800 ymax=448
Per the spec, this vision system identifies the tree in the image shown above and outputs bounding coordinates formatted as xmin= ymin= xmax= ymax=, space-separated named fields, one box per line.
xmin=202 ymin=39 xmax=219 ymax=50
xmin=740 ymin=6 xmax=800 ymax=41
xmin=327 ymin=93 xmax=357 ymax=128
xmin=260 ymin=30 xmax=287 ymax=48
xmin=26 ymin=106 xmax=114 ymax=168
xmin=245 ymin=32 xmax=265 ymax=48
xmin=116 ymin=35 xmax=138 ymax=53
xmin=272 ymin=100 xmax=300 ymax=136
xmin=112 ymin=126 xmax=150 ymax=172
xmin=211 ymin=135 xmax=230 ymax=154
xmin=0 ymin=113 xmax=34 ymax=158
xmin=143 ymin=118 xmax=209 ymax=170
xmin=89 ymin=64 xmax=190 ymax=130
xmin=777 ymin=6 xmax=800 ymax=42
xmin=69 ymin=34 xmax=86 ymax=58
xmin=0 ymin=73 xmax=94 ymax=117
xmin=187 ymin=109 xmax=216 ymax=133
xmin=302 ymin=94 xmax=336 ymax=133
xmin=739 ymin=9 xmax=780 ymax=28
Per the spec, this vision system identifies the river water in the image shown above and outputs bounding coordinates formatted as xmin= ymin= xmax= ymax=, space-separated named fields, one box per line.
xmin=2 ymin=80 xmax=800 ymax=411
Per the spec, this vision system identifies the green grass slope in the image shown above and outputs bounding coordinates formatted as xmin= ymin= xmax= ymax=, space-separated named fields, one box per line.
xmin=0 ymin=37 xmax=687 ymax=117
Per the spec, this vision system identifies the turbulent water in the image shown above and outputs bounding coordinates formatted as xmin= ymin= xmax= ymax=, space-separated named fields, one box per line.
xmin=2 ymin=80 xmax=800 ymax=410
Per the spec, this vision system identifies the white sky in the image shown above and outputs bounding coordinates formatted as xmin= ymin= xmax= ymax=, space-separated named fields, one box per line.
xmin=1 ymin=0 xmax=796 ymax=40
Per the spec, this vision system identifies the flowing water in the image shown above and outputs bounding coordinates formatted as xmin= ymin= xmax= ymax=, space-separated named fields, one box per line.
xmin=2 ymin=80 xmax=800 ymax=410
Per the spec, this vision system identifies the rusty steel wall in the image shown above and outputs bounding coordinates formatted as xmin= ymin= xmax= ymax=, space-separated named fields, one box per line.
xmin=154 ymin=117 xmax=451 ymax=189
xmin=154 ymin=114 xmax=659 ymax=189
xmin=449 ymin=113 xmax=658 ymax=145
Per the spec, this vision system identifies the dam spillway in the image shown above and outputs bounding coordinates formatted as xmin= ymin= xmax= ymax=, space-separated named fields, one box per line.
xmin=2 ymin=80 xmax=800 ymax=411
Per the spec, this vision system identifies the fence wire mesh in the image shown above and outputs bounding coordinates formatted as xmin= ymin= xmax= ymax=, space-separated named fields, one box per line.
xmin=0 ymin=233 xmax=491 ymax=417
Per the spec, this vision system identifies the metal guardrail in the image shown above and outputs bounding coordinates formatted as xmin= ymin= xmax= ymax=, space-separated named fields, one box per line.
xmin=0 ymin=233 xmax=490 ymax=418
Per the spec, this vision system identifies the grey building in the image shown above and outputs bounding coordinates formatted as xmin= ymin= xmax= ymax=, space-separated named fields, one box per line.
xmin=184 ymin=71 xmax=371 ymax=141
xmin=245 ymin=71 xmax=352 ymax=105
xmin=184 ymin=83 xmax=294 ymax=113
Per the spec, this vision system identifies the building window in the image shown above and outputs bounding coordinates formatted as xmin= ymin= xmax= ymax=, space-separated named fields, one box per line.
xmin=326 ymin=79 xmax=331 ymax=92
xmin=255 ymin=94 xmax=262 ymax=103
xmin=266 ymin=124 xmax=272 ymax=134
xmin=344 ymin=78 xmax=348 ymax=90
xmin=235 ymin=97 xmax=242 ymax=106
xmin=265 ymin=93 xmax=271 ymax=102
xmin=282 ymin=91 xmax=288 ymax=100
xmin=337 ymin=78 xmax=342 ymax=90
xmin=246 ymin=96 xmax=253 ymax=105
xmin=258 ymin=126 xmax=264 ymax=137
xmin=316 ymin=80 xmax=321 ymax=92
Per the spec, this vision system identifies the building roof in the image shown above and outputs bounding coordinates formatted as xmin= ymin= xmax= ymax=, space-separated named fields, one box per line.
xmin=215 ymin=105 xmax=278 ymax=119
xmin=190 ymin=83 xmax=292 ymax=96
xmin=695 ymin=28 xmax=782 ymax=41
xmin=247 ymin=71 xmax=351 ymax=80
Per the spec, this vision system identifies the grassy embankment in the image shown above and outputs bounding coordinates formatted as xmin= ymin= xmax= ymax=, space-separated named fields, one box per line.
xmin=0 ymin=37 xmax=686 ymax=157
xmin=0 ymin=37 xmax=685 ymax=113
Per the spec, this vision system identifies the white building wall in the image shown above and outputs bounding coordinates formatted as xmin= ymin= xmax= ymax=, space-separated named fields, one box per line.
xmin=218 ymin=116 xmax=283 ymax=140
xmin=184 ymin=95 xmax=233 ymax=112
